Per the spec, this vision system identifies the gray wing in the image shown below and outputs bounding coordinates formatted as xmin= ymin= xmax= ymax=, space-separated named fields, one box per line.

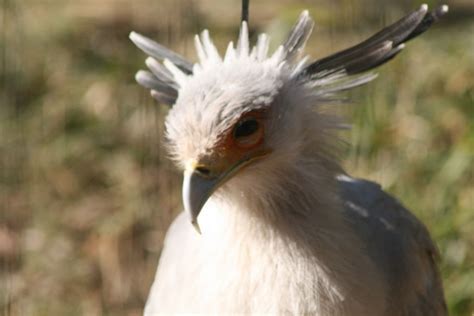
xmin=338 ymin=175 xmax=447 ymax=316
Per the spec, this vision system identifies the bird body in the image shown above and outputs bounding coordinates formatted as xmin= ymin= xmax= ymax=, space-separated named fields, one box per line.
xmin=145 ymin=176 xmax=445 ymax=315
xmin=146 ymin=155 xmax=388 ymax=315
xmin=130 ymin=5 xmax=448 ymax=315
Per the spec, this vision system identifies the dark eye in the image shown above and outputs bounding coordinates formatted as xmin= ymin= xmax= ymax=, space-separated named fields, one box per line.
xmin=233 ymin=119 xmax=259 ymax=139
xmin=232 ymin=116 xmax=264 ymax=148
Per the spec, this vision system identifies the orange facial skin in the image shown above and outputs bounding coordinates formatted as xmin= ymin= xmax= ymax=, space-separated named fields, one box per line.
xmin=217 ymin=109 xmax=268 ymax=163
xmin=195 ymin=109 xmax=271 ymax=179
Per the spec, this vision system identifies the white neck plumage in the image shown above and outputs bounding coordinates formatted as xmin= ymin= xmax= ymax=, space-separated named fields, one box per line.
xmin=196 ymin=154 xmax=388 ymax=315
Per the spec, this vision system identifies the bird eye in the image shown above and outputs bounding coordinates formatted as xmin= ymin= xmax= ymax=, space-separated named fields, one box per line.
xmin=234 ymin=119 xmax=259 ymax=138
xmin=232 ymin=117 xmax=264 ymax=148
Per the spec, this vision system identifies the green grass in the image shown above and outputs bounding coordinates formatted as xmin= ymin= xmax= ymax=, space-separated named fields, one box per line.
xmin=1 ymin=0 xmax=472 ymax=315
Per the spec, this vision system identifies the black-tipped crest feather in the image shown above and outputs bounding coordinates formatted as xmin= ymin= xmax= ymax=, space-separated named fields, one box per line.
xmin=130 ymin=32 xmax=193 ymax=74
xmin=145 ymin=57 xmax=179 ymax=89
xmin=135 ymin=70 xmax=178 ymax=105
xmin=283 ymin=11 xmax=314 ymax=62
xmin=302 ymin=4 xmax=447 ymax=78
xmin=130 ymin=4 xmax=448 ymax=108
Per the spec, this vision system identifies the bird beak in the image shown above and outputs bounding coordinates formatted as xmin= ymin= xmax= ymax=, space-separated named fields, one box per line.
xmin=182 ymin=151 xmax=271 ymax=234
xmin=182 ymin=168 xmax=219 ymax=234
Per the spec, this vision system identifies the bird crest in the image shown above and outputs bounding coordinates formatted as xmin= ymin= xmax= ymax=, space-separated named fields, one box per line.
xmin=130 ymin=5 xmax=448 ymax=107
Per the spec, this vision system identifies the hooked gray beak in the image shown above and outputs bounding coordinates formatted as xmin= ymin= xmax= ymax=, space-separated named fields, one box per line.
xmin=182 ymin=150 xmax=271 ymax=234
xmin=182 ymin=169 xmax=219 ymax=234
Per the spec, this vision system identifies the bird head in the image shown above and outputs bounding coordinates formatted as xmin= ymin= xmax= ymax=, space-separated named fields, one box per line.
xmin=165 ymin=21 xmax=323 ymax=232
xmin=130 ymin=5 xmax=448 ymax=232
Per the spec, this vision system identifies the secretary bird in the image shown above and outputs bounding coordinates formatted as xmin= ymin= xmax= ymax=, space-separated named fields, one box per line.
xmin=130 ymin=3 xmax=448 ymax=315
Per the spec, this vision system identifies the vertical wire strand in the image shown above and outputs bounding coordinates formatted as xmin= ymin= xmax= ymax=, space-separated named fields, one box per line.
xmin=241 ymin=0 xmax=249 ymax=23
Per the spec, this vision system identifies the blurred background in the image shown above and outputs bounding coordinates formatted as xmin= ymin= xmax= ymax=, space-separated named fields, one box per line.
xmin=0 ymin=0 xmax=472 ymax=315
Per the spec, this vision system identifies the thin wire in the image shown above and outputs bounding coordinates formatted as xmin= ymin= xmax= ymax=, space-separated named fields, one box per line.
xmin=241 ymin=0 xmax=249 ymax=23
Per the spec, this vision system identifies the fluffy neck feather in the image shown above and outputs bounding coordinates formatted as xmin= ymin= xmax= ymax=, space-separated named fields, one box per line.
xmin=197 ymin=149 xmax=388 ymax=315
